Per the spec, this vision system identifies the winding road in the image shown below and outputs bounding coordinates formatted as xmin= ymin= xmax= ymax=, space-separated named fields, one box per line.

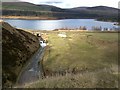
xmin=15 ymin=45 xmax=45 ymax=87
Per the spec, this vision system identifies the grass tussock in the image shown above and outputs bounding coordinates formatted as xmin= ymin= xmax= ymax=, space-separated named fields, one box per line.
xmin=26 ymin=69 xmax=118 ymax=88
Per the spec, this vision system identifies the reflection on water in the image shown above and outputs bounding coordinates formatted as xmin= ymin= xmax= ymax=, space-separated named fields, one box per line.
xmin=4 ymin=19 xmax=119 ymax=30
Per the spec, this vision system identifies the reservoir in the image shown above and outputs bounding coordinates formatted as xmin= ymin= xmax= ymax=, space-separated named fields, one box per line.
xmin=4 ymin=19 xmax=119 ymax=30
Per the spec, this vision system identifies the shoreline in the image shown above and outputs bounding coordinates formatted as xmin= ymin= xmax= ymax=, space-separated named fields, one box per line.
xmin=1 ymin=16 xmax=59 ymax=20
xmin=1 ymin=16 xmax=119 ymax=25
xmin=22 ymin=29 xmax=119 ymax=33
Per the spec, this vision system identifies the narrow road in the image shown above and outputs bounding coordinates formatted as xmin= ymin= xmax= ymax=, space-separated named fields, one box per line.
xmin=15 ymin=45 xmax=45 ymax=87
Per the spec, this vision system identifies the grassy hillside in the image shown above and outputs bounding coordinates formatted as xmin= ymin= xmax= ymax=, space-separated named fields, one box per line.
xmin=2 ymin=2 xmax=64 ymax=12
xmin=2 ymin=22 xmax=40 ymax=88
xmin=26 ymin=31 xmax=119 ymax=88
xmin=2 ymin=2 xmax=119 ymax=21
xmin=68 ymin=6 xmax=118 ymax=21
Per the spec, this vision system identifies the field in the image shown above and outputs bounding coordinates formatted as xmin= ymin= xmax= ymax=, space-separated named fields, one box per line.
xmin=26 ymin=31 xmax=119 ymax=88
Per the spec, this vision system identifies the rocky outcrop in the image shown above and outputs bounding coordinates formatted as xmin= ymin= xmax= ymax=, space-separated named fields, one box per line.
xmin=2 ymin=22 xmax=40 ymax=88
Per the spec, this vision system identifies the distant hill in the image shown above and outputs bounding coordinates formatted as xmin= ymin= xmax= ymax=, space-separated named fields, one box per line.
xmin=2 ymin=2 xmax=119 ymax=21
xmin=87 ymin=6 xmax=118 ymax=11
xmin=2 ymin=21 xmax=40 ymax=88
xmin=2 ymin=2 xmax=64 ymax=12
xmin=71 ymin=6 xmax=118 ymax=11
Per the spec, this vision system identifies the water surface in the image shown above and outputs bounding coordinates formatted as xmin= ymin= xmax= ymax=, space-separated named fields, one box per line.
xmin=4 ymin=19 xmax=118 ymax=30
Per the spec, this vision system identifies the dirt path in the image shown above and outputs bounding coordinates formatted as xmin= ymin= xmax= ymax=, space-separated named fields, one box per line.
xmin=15 ymin=46 xmax=45 ymax=87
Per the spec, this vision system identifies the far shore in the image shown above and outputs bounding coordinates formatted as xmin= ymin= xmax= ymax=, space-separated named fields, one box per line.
xmin=1 ymin=16 xmax=59 ymax=20
xmin=21 ymin=29 xmax=119 ymax=34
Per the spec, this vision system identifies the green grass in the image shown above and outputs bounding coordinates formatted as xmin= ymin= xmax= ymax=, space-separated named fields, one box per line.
xmin=43 ymin=32 xmax=118 ymax=73
xmin=27 ymin=31 xmax=119 ymax=88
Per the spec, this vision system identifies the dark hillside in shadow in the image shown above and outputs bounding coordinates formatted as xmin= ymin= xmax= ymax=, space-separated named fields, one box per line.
xmin=2 ymin=22 xmax=40 ymax=88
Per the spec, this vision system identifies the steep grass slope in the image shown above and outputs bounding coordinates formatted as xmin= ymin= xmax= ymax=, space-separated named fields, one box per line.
xmin=2 ymin=22 xmax=40 ymax=88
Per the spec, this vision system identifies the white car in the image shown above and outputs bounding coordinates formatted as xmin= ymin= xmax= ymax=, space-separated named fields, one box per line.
xmin=40 ymin=41 xmax=46 ymax=47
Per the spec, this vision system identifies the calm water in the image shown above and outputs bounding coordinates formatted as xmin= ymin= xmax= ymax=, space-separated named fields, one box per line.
xmin=4 ymin=19 xmax=119 ymax=30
